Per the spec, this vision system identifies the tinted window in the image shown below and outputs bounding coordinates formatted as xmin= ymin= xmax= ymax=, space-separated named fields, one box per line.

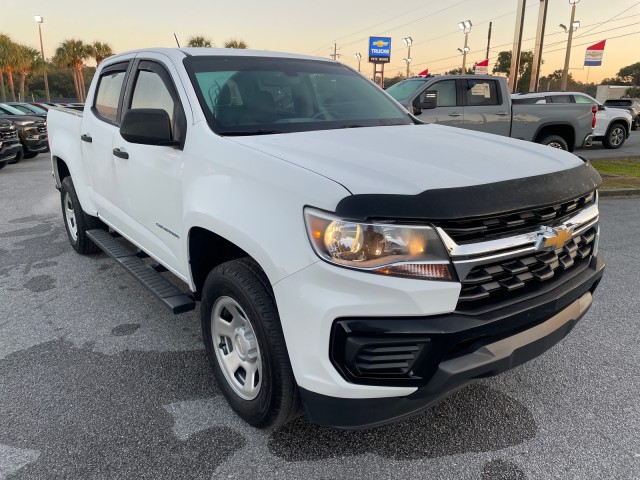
xmin=464 ymin=80 xmax=500 ymax=106
xmin=94 ymin=69 xmax=127 ymax=123
xmin=549 ymin=95 xmax=574 ymax=104
xmin=426 ymin=80 xmax=457 ymax=107
xmin=386 ymin=79 xmax=428 ymax=102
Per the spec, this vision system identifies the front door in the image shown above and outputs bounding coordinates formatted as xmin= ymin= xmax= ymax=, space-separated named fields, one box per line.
xmin=411 ymin=79 xmax=463 ymax=127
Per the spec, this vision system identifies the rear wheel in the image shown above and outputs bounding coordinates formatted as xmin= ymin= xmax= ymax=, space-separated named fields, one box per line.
xmin=603 ymin=123 xmax=626 ymax=149
xmin=538 ymin=135 xmax=568 ymax=151
xmin=60 ymin=176 xmax=104 ymax=254
xmin=201 ymin=258 xmax=301 ymax=428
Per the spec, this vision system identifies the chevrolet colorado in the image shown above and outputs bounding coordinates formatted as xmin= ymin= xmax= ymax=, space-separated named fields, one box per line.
xmin=48 ymin=48 xmax=604 ymax=429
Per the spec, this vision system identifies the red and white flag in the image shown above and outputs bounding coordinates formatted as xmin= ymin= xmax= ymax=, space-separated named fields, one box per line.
xmin=475 ymin=59 xmax=489 ymax=74
xmin=584 ymin=40 xmax=606 ymax=67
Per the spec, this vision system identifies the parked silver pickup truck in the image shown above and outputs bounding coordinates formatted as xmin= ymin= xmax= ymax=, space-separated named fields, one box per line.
xmin=387 ymin=75 xmax=595 ymax=151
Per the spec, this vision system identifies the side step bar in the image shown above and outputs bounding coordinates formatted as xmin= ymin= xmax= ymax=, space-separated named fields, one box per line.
xmin=86 ymin=229 xmax=196 ymax=314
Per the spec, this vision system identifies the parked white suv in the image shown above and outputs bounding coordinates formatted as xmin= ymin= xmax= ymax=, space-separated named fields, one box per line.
xmin=513 ymin=92 xmax=632 ymax=149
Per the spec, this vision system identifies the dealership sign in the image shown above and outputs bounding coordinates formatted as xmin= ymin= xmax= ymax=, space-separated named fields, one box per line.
xmin=369 ymin=37 xmax=391 ymax=63
xmin=584 ymin=40 xmax=606 ymax=67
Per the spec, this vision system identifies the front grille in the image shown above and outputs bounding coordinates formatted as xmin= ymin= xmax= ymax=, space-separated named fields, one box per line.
xmin=439 ymin=192 xmax=596 ymax=243
xmin=456 ymin=227 xmax=597 ymax=312
xmin=0 ymin=128 xmax=18 ymax=140
xmin=37 ymin=124 xmax=47 ymax=135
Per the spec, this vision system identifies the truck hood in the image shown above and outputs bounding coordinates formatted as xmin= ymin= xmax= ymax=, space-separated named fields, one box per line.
xmin=230 ymin=124 xmax=585 ymax=195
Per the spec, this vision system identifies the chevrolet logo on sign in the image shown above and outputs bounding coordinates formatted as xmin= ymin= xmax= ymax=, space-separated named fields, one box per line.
xmin=534 ymin=225 xmax=574 ymax=251
xmin=372 ymin=40 xmax=389 ymax=48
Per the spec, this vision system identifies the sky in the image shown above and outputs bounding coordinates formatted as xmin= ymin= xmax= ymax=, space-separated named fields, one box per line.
xmin=3 ymin=0 xmax=640 ymax=84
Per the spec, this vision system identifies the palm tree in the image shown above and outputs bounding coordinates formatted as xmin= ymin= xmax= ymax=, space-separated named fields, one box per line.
xmin=54 ymin=39 xmax=89 ymax=101
xmin=0 ymin=34 xmax=12 ymax=102
xmin=89 ymin=41 xmax=114 ymax=67
xmin=0 ymin=36 xmax=19 ymax=101
xmin=14 ymin=45 xmax=41 ymax=102
xmin=187 ymin=36 xmax=213 ymax=48
xmin=224 ymin=39 xmax=248 ymax=49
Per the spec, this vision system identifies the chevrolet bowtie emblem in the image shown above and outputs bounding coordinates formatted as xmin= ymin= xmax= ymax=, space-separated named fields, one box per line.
xmin=535 ymin=225 xmax=574 ymax=251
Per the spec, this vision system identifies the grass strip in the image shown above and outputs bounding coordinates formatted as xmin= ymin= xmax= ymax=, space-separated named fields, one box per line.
xmin=590 ymin=158 xmax=640 ymax=189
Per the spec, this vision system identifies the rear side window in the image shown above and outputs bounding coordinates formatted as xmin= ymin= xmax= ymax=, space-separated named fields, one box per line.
xmin=464 ymin=80 xmax=500 ymax=106
xmin=94 ymin=63 xmax=129 ymax=124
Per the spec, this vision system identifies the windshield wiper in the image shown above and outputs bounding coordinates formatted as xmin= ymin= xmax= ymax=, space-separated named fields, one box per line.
xmin=220 ymin=129 xmax=285 ymax=136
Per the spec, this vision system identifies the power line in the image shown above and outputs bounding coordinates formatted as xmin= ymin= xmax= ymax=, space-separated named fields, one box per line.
xmin=573 ymin=1 xmax=640 ymax=39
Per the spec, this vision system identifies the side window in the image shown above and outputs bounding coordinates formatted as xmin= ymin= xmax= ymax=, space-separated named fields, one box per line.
xmin=127 ymin=62 xmax=186 ymax=141
xmin=549 ymin=95 xmax=574 ymax=104
xmin=423 ymin=80 xmax=457 ymax=107
xmin=464 ymin=80 xmax=499 ymax=106
xmin=574 ymin=95 xmax=596 ymax=105
xmin=94 ymin=66 xmax=128 ymax=123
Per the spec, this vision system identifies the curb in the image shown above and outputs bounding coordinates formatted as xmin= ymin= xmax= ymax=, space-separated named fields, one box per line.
xmin=599 ymin=188 xmax=640 ymax=198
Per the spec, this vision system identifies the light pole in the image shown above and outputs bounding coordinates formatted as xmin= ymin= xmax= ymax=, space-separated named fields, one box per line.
xmin=402 ymin=37 xmax=413 ymax=78
xmin=560 ymin=0 xmax=580 ymax=91
xmin=354 ymin=53 xmax=362 ymax=72
xmin=34 ymin=15 xmax=51 ymax=102
xmin=403 ymin=57 xmax=412 ymax=78
xmin=458 ymin=20 xmax=472 ymax=73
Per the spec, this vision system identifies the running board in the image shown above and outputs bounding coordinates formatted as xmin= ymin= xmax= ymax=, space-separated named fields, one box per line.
xmin=86 ymin=229 xmax=196 ymax=314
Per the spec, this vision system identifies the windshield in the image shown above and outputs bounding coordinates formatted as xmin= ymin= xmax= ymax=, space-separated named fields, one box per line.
xmin=184 ymin=56 xmax=411 ymax=135
xmin=11 ymin=104 xmax=46 ymax=114
xmin=386 ymin=79 xmax=428 ymax=103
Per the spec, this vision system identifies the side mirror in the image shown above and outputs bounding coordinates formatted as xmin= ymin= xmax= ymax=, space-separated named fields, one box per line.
xmin=413 ymin=91 xmax=438 ymax=110
xmin=120 ymin=108 xmax=179 ymax=147
xmin=598 ymin=104 xmax=605 ymax=111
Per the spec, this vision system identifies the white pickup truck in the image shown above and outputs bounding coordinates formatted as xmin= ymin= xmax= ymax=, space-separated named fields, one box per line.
xmin=48 ymin=48 xmax=605 ymax=429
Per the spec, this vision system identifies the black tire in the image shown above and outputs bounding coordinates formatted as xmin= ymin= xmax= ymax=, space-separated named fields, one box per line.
xmin=8 ymin=148 xmax=24 ymax=165
xmin=22 ymin=151 xmax=38 ymax=159
xmin=0 ymin=162 xmax=7 ymax=170
xmin=602 ymin=123 xmax=627 ymax=149
xmin=538 ymin=134 xmax=569 ymax=151
xmin=201 ymin=258 xmax=302 ymax=428
xmin=60 ymin=176 xmax=104 ymax=254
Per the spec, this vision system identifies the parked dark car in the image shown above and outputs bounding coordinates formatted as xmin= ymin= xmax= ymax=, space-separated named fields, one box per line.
xmin=0 ymin=103 xmax=48 ymax=158
xmin=602 ymin=99 xmax=640 ymax=130
xmin=0 ymin=118 xmax=23 ymax=169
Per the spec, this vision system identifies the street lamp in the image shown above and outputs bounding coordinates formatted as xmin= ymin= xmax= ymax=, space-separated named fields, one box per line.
xmin=402 ymin=37 xmax=413 ymax=78
xmin=458 ymin=20 xmax=472 ymax=73
xmin=34 ymin=15 xmax=51 ymax=102
xmin=403 ymin=57 xmax=412 ymax=78
xmin=561 ymin=0 xmax=580 ymax=91
xmin=354 ymin=53 xmax=362 ymax=72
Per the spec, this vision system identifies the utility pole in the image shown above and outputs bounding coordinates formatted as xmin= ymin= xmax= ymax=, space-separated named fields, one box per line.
xmin=486 ymin=22 xmax=492 ymax=61
xmin=508 ymin=0 xmax=527 ymax=93
xmin=530 ymin=0 xmax=549 ymax=92
xmin=561 ymin=1 xmax=579 ymax=91
xmin=330 ymin=43 xmax=340 ymax=61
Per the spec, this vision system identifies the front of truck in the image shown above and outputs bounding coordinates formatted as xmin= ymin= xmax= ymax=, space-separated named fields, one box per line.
xmin=183 ymin=50 xmax=604 ymax=428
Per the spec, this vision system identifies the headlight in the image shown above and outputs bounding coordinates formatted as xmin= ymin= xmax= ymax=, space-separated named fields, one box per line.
xmin=304 ymin=207 xmax=454 ymax=280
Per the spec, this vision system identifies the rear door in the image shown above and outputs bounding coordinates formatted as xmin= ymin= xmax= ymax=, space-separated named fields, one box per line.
xmin=461 ymin=78 xmax=510 ymax=136
xmin=80 ymin=57 xmax=134 ymax=228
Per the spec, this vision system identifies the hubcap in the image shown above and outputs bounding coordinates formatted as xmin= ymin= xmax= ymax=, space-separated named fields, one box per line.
xmin=548 ymin=141 xmax=564 ymax=149
xmin=64 ymin=192 xmax=78 ymax=242
xmin=610 ymin=127 xmax=624 ymax=146
xmin=211 ymin=296 xmax=262 ymax=400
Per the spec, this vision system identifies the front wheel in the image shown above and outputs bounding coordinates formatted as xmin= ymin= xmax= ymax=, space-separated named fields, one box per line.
xmin=201 ymin=258 xmax=301 ymax=428
xmin=60 ymin=176 xmax=104 ymax=254
xmin=538 ymin=134 xmax=569 ymax=151
xmin=603 ymin=123 xmax=626 ymax=149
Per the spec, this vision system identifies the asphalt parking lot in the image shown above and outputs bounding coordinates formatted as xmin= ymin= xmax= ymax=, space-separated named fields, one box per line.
xmin=0 ymin=154 xmax=639 ymax=480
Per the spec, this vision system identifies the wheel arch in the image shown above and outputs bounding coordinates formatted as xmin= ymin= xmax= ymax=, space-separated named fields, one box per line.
xmin=534 ymin=123 xmax=576 ymax=152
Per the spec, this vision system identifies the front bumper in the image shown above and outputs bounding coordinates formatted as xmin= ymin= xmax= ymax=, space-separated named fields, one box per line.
xmin=582 ymin=133 xmax=594 ymax=148
xmin=296 ymin=254 xmax=604 ymax=429
xmin=21 ymin=135 xmax=49 ymax=153
xmin=0 ymin=141 xmax=22 ymax=164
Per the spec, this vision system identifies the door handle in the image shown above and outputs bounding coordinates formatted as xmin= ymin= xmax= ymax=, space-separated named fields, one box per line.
xmin=113 ymin=148 xmax=129 ymax=159
xmin=496 ymin=112 xmax=510 ymax=116
xmin=81 ymin=134 xmax=93 ymax=143
xmin=448 ymin=113 xmax=462 ymax=117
